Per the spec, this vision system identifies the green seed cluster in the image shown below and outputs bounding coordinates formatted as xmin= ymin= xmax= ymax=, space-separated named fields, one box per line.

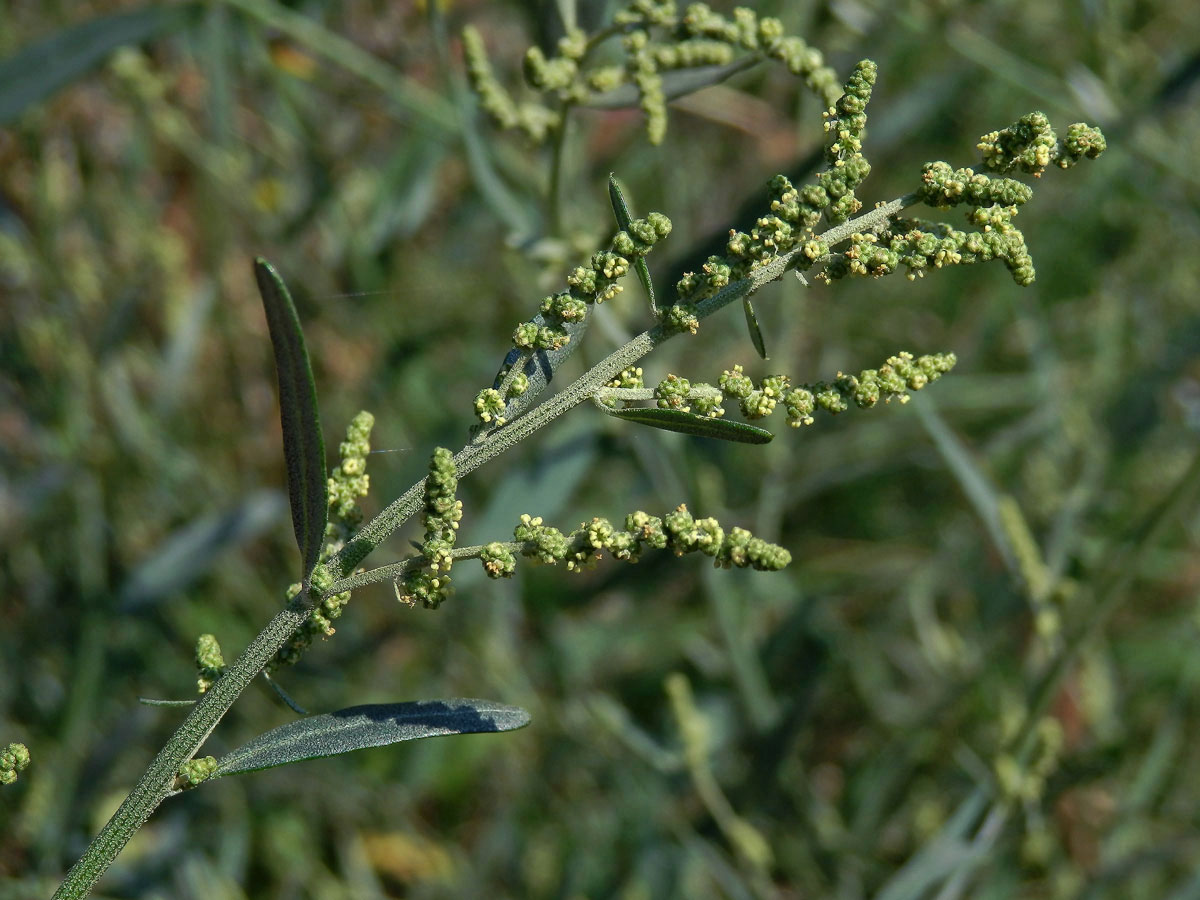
xmin=267 ymin=412 xmax=376 ymax=672
xmin=396 ymin=448 xmax=462 ymax=609
xmin=716 ymin=352 xmax=956 ymax=427
xmin=666 ymin=61 xmax=877 ymax=328
xmin=826 ymin=212 xmax=1035 ymax=285
xmin=1 ymin=743 xmax=30 ymax=786
xmin=463 ymin=2 xmax=841 ymax=147
xmin=327 ymin=410 xmax=374 ymax=531
xmin=462 ymin=26 xmax=560 ymax=142
xmin=176 ymin=756 xmax=218 ymax=789
xmin=475 ymin=213 xmax=671 ymax=426
xmin=977 ymin=113 xmax=1106 ymax=178
xmin=194 ymin=633 xmax=226 ymax=694
xmin=499 ymin=507 xmax=790 ymax=574
xmin=654 ymin=373 xmax=692 ymax=410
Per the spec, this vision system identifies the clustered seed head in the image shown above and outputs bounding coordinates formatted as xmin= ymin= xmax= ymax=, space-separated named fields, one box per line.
xmin=396 ymin=448 xmax=463 ymax=610
xmin=176 ymin=756 xmax=218 ymax=789
xmin=826 ymin=211 xmax=1035 ymax=285
xmin=655 ymin=373 xmax=692 ymax=411
xmin=0 ymin=743 xmax=30 ymax=786
xmin=462 ymin=26 xmax=560 ymax=142
xmin=327 ymin=410 xmax=374 ymax=530
xmin=669 ymin=60 xmax=880 ymax=317
xmin=195 ymin=633 xmax=226 ymax=694
xmin=477 ymin=212 xmax=672 ymax=428
xmin=464 ymin=2 xmax=841 ymax=147
xmin=502 ymin=504 xmax=790 ymax=574
xmin=262 ymin=412 xmax=376 ymax=674
xmin=712 ymin=352 xmax=956 ymax=428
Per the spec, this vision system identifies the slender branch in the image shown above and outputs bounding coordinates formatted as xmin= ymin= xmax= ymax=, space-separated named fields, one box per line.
xmin=54 ymin=191 xmax=919 ymax=900
xmin=324 ymin=192 xmax=918 ymax=586
xmin=52 ymin=601 xmax=314 ymax=900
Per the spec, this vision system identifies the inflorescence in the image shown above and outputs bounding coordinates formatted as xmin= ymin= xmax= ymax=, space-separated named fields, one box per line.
xmin=193 ymin=411 xmax=376 ymax=688
xmin=662 ymin=59 xmax=878 ymax=331
xmin=395 ymin=447 xmax=463 ymax=609
xmin=473 ymin=210 xmax=672 ymax=429
xmin=464 ymin=2 xmax=841 ymax=146
xmin=601 ymin=352 xmax=957 ymax=427
xmin=482 ymin=504 xmax=791 ymax=577
xmin=1 ymin=743 xmax=30 ymax=786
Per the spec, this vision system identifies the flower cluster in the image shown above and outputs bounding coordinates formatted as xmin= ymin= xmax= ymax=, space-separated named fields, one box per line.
xmin=480 ymin=505 xmax=791 ymax=577
xmin=819 ymin=115 xmax=1105 ymax=286
xmin=665 ymin=60 xmax=878 ymax=330
xmin=267 ymin=412 xmax=375 ymax=672
xmin=977 ymin=113 xmax=1106 ymax=178
xmin=175 ymin=756 xmax=218 ymax=789
xmin=194 ymin=633 xmax=226 ymax=694
xmin=464 ymin=2 xmax=841 ymax=147
xmin=714 ymin=352 xmax=957 ymax=427
xmin=396 ymin=448 xmax=462 ymax=609
xmin=1 ymin=743 xmax=30 ymax=786
xmin=475 ymin=212 xmax=671 ymax=428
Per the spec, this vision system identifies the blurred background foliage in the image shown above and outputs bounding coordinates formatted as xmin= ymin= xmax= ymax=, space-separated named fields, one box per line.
xmin=1 ymin=0 xmax=1199 ymax=897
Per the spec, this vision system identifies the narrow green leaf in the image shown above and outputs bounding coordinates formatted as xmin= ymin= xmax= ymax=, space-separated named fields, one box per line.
xmin=213 ymin=699 xmax=531 ymax=778
xmin=607 ymin=408 xmax=773 ymax=444
xmin=253 ymin=258 xmax=327 ymax=585
xmin=0 ymin=5 xmax=201 ymax=126
xmin=742 ymin=297 xmax=768 ymax=359
xmin=609 ymin=174 xmax=658 ymax=317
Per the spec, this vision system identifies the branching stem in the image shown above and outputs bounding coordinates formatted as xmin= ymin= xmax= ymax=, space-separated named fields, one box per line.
xmin=52 ymin=191 xmax=917 ymax=900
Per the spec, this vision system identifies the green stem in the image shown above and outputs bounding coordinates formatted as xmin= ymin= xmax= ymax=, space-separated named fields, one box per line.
xmin=547 ymin=106 xmax=574 ymax=235
xmin=54 ymin=191 xmax=918 ymax=900
xmin=52 ymin=600 xmax=313 ymax=900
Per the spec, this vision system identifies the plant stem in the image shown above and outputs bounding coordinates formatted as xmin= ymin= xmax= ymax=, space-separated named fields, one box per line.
xmin=53 ymin=191 xmax=917 ymax=900
xmin=52 ymin=600 xmax=313 ymax=900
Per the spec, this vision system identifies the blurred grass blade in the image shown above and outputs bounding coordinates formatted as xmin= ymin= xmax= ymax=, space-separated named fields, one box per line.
xmin=609 ymin=174 xmax=658 ymax=318
xmin=874 ymin=786 xmax=989 ymax=900
xmin=913 ymin=398 xmax=1015 ymax=573
xmin=585 ymin=57 xmax=759 ymax=109
xmin=742 ymin=297 xmax=767 ymax=358
xmin=0 ymin=5 xmax=200 ymax=126
xmin=214 ymin=700 xmax=531 ymax=777
xmin=225 ymin=0 xmax=457 ymax=137
xmin=118 ymin=490 xmax=286 ymax=610
xmin=607 ymin=408 xmax=773 ymax=444
xmin=253 ymin=258 xmax=328 ymax=585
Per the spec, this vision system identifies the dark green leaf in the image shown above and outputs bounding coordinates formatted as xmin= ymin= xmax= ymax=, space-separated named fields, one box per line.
xmin=742 ymin=297 xmax=768 ymax=359
xmin=0 ymin=5 xmax=200 ymax=126
xmin=609 ymin=174 xmax=658 ymax=317
xmin=213 ymin=699 xmax=532 ymax=778
xmin=253 ymin=258 xmax=328 ymax=585
xmin=607 ymin=408 xmax=773 ymax=444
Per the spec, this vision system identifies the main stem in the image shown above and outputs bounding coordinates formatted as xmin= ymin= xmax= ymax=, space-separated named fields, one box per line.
xmin=53 ymin=193 xmax=916 ymax=900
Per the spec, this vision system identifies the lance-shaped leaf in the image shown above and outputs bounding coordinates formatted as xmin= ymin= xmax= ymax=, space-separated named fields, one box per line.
xmin=606 ymin=407 xmax=773 ymax=444
xmin=213 ymin=699 xmax=531 ymax=778
xmin=742 ymin=297 xmax=768 ymax=359
xmin=254 ymin=258 xmax=327 ymax=586
xmin=609 ymin=174 xmax=658 ymax=318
